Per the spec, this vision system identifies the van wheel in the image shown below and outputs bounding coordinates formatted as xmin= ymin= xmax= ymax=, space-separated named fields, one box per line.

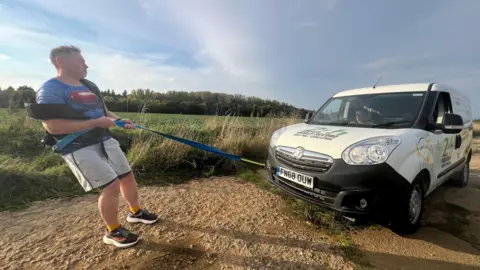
xmin=453 ymin=160 xmax=469 ymax=188
xmin=390 ymin=178 xmax=425 ymax=235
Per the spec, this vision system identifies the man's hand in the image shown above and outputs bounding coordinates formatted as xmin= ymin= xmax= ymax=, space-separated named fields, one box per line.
xmin=120 ymin=118 xmax=136 ymax=129
xmin=92 ymin=117 xmax=136 ymax=129
xmin=93 ymin=117 xmax=117 ymax=128
xmin=105 ymin=108 xmax=135 ymax=129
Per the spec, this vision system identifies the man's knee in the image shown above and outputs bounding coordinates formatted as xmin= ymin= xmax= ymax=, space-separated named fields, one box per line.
xmin=100 ymin=178 xmax=121 ymax=196
xmin=119 ymin=171 xmax=136 ymax=184
xmin=118 ymin=170 xmax=133 ymax=180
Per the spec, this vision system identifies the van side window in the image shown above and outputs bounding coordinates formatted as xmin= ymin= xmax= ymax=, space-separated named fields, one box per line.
xmin=432 ymin=92 xmax=453 ymax=124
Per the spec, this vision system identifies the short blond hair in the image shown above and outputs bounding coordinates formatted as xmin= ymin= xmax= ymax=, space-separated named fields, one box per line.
xmin=50 ymin=45 xmax=81 ymax=66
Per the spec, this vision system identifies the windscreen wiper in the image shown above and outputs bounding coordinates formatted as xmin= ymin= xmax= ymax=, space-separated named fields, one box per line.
xmin=372 ymin=120 xmax=412 ymax=128
xmin=325 ymin=119 xmax=352 ymax=126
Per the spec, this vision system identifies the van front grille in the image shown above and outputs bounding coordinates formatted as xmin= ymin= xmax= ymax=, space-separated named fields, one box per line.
xmin=275 ymin=146 xmax=334 ymax=173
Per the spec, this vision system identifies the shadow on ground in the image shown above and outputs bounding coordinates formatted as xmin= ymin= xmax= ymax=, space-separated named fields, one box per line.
xmin=347 ymin=155 xmax=480 ymax=269
xmin=416 ymin=183 xmax=480 ymax=254
xmin=358 ymin=250 xmax=480 ymax=270
xmin=135 ymin=244 xmax=480 ymax=270
xmin=117 ymin=218 xmax=480 ymax=270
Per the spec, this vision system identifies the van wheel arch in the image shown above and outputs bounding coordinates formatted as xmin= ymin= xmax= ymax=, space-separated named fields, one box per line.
xmin=452 ymin=150 xmax=471 ymax=187
xmin=418 ymin=169 xmax=431 ymax=194
xmin=390 ymin=172 xmax=427 ymax=235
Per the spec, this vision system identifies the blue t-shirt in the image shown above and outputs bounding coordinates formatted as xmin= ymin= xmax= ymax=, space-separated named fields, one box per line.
xmin=36 ymin=78 xmax=111 ymax=154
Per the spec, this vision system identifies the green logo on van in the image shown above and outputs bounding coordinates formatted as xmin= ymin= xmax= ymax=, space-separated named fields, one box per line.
xmin=294 ymin=128 xmax=348 ymax=140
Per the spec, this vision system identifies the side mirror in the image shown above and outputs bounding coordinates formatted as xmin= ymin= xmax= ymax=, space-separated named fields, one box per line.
xmin=441 ymin=113 xmax=464 ymax=134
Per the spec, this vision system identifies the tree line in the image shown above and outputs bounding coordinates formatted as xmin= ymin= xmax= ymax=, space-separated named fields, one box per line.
xmin=0 ymin=85 xmax=313 ymax=118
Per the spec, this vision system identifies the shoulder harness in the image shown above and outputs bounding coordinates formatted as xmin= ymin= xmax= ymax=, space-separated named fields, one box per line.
xmin=25 ymin=79 xmax=111 ymax=152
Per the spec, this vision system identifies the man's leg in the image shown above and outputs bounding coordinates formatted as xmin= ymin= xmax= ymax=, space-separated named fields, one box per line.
xmin=97 ymin=179 xmax=140 ymax=248
xmin=98 ymin=179 xmax=121 ymax=232
xmin=118 ymin=171 xmax=140 ymax=214
xmin=62 ymin=144 xmax=140 ymax=248
xmin=104 ymin=138 xmax=159 ymax=224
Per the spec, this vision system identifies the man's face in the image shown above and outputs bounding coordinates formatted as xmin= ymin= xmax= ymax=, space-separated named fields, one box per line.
xmin=356 ymin=110 xmax=367 ymax=123
xmin=56 ymin=52 xmax=88 ymax=79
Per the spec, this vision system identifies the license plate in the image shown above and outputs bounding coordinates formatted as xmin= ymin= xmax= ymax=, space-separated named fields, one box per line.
xmin=277 ymin=166 xmax=314 ymax=189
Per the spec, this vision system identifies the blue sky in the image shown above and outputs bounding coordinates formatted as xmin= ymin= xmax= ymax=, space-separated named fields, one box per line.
xmin=1 ymin=0 xmax=479 ymax=116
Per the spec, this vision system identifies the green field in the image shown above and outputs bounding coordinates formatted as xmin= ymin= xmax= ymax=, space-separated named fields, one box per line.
xmin=0 ymin=108 xmax=299 ymax=211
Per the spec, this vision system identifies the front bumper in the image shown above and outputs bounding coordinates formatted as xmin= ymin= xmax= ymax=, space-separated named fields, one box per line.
xmin=265 ymin=147 xmax=411 ymax=217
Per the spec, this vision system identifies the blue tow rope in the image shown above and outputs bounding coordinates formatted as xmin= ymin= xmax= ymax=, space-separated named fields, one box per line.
xmin=52 ymin=119 xmax=265 ymax=167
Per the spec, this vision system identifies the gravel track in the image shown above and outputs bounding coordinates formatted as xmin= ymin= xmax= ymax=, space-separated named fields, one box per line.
xmin=3 ymin=157 xmax=480 ymax=270
xmin=0 ymin=177 xmax=353 ymax=270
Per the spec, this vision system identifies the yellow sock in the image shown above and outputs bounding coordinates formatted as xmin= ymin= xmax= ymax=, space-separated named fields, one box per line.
xmin=107 ymin=223 xmax=120 ymax=232
xmin=129 ymin=205 xmax=141 ymax=215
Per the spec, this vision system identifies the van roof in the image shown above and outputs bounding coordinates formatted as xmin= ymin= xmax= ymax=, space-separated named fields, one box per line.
xmin=332 ymin=82 xmax=464 ymax=98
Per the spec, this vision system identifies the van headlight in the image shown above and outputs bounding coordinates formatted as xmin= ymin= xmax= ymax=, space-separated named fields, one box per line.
xmin=342 ymin=136 xmax=401 ymax=165
xmin=270 ymin=127 xmax=287 ymax=148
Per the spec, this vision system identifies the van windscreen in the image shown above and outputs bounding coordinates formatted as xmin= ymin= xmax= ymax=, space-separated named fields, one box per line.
xmin=309 ymin=92 xmax=426 ymax=128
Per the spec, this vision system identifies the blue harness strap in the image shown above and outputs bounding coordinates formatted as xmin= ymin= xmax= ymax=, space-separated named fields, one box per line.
xmin=52 ymin=129 xmax=92 ymax=152
xmin=52 ymin=119 xmax=263 ymax=166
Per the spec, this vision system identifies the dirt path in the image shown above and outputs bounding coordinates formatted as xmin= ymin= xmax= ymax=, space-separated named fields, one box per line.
xmin=350 ymin=155 xmax=480 ymax=270
xmin=0 ymin=177 xmax=354 ymax=270
xmin=2 ymin=160 xmax=480 ymax=269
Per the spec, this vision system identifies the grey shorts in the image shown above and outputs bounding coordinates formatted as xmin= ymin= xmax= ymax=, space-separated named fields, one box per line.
xmin=61 ymin=138 xmax=132 ymax=192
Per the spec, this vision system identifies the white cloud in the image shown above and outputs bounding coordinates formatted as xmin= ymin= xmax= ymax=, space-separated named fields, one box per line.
xmin=141 ymin=0 xmax=269 ymax=83
xmin=0 ymin=0 xmax=275 ymax=100
xmin=0 ymin=54 xmax=11 ymax=60
xmin=0 ymin=24 xmax=272 ymax=100
xmin=1 ymin=0 xmax=480 ymax=115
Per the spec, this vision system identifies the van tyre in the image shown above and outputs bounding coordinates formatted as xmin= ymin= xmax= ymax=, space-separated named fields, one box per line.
xmin=390 ymin=178 xmax=425 ymax=235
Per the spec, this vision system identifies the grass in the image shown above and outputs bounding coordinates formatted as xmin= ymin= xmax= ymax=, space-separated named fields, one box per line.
xmin=0 ymin=108 xmax=300 ymax=211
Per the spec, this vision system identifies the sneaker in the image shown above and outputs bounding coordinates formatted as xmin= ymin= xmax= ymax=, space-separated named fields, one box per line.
xmin=127 ymin=209 xmax=159 ymax=224
xmin=102 ymin=226 xmax=139 ymax=248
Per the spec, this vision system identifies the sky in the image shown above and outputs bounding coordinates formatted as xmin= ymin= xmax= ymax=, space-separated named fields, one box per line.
xmin=0 ymin=0 xmax=479 ymax=116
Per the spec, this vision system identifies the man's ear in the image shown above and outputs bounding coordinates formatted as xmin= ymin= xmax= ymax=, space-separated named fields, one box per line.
xmin=54 ymin=57 xmax=61 ymax=68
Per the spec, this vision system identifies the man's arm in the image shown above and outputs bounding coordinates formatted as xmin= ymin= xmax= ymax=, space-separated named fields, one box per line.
xmin=105 ymin=109 xmax=120 ymax=119
xmin=104 ymin=107 xmax=136 ymax=129
xmin=42 ymin=119 xmax=100 ymax=135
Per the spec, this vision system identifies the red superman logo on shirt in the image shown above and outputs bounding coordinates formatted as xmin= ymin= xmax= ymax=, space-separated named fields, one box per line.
xmin=68 ymin=90 xmax=102 ymax=110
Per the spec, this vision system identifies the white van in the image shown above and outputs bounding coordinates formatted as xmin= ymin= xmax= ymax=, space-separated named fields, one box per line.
xmin=266 ymin=83 xmax=473 ymax=234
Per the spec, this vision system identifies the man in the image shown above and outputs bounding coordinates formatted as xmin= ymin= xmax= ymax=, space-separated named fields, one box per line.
xmin=36 ymin=45 xmax=158 ymax=248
